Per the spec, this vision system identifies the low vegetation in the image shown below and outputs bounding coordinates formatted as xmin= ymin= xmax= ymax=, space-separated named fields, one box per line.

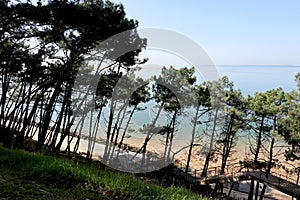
xmin=0 ymin=146 xmax=206 ymax=200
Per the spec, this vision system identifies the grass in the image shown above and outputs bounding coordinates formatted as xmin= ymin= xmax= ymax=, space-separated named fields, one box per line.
xmin=0 ymin=146 xmax=207 ymax=200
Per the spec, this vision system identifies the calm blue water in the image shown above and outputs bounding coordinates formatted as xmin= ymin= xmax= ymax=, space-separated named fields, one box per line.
xmin=217 ymin=65 xmax=300 ymax=95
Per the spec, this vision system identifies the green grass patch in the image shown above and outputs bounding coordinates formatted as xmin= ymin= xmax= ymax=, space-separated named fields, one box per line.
xmin=0 ymin=146 xmax=206 ymax=199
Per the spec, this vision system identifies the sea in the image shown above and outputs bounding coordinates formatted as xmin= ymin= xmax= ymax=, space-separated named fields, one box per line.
xmin=217 ymin=65 xmax=300 ymax=95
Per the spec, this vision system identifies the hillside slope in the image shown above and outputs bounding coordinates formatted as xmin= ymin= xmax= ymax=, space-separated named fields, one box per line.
xmin=0 ymin=146 xmax=206 ymax=200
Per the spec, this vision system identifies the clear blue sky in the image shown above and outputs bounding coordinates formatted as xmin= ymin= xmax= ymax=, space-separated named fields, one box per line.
xmin=112 ymin=0 xmax=300 ymax=65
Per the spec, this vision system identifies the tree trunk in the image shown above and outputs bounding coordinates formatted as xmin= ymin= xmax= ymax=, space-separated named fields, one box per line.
xmin=116 ymin=105 xmax=137 ymax=160
xmin=109 ymin=104 xmax=127 ymax=161
xmin=20 ymin=92 xmax=42 ymax=142
xmin=202 ymin=108 xmax=219 ymax=177
xmin=248 ymin=179 xmax=255 ymax=200
xmin=118 ymin=105 xmax=137 ymax=149
xmin=102 ymin=98 xmax=117 ymax=164
xmin=259 ymin=137 xmax=275 ymax=200
xmin=0 ymin=70 xmax=9 ymax=127
xmin=167 ymin=110 xmax=177 ymax=162
xmin=131 ymin=102 xmax=165 ymax=164
xmin=89 ymin=106 xmax=104 ymax=160
xmin=107 ymin=103 xmax=127 ymax=161
xmin=48 ymin=95 xmax=67 ymax=152
xmin=186 ymin=104 xmax=200 ymax=174
xmin=36 ymin=83 xmax=61 ymax=151
xmin=248 ymin=115 xmax=265 ymax=200
xmin=163 ymin=117 xmax=173 ymax=162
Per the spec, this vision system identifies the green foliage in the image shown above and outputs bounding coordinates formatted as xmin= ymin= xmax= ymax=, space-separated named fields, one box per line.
xmin=0 ymin=146 xmax=206 ymax=200
xmin=278 ymin=90 xmax=300 ymax=146
xmin=206 ymin=76 xmax=233 ymax=109
xmin=246 ymin=88 xmax=286 ymax=117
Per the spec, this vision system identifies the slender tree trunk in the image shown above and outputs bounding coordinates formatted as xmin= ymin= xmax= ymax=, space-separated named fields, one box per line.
xmin=48 ymin=95 xmax=67 ymax=152
xmin=89 ymin=106 xmax=104 ymax=160
xmin=259 ymin=137 xmax=275 ymax=200
xmin=65 ymin=115 xmax=82 ymax=155
xmin=214 ymin=115 xmax=235 ymax=194
xmin=248 ymin=179 xmax=255 ymax=200
xmin=73 ymin=114 xmax=87 ymax=154
xmin=114 ymin=105 xmax=127 ymax=145
xmin=109 ymin=104 xmax=127 ymax=161
xmin=116 ymin=105 xmax=137 ymax=160
xmin=85 ymin=101 xmax=101 ymax=160
xmin=163 ymin=117 xmax=173 ymax=162
xmin=254 ymin=116 xmax=265 ymax=161
xmin=107 ymin=103 xmax=126 ymax=160
xmin=220 ymin=116 xmax=234 ymax=175
xmin=14 ymin=81 xmax=30 ymax=149
xmin=0 ymin=70 xmax=9 ymax=127
xmin=54 ymin=92 xmax=74 ymax=155
xmin=202 ymin=108 xmax=219 ymax=177
xmin=118 ymin=105 xmax=137 ymax=149
xmin=167 ymin=110 xmax=177 ymax=162
xmin=186 ymin=104 xmax=200 ymax=174
xmin=141 ymin=103 xmax=164 ymax=167
xmin=102 ymin=98 xmax=117 ymax=164
xmin=131 ymin=102 xmax=165 ymax=164
xmin=19 ymin=91 xmax=41 ymax=142
xmin=36 ymin=83 xmax=61 ymax=151
xmin=55 ymin=114 xmax=74 ymax=155
xmin=248 ymin=115 xmax=265 ymax=200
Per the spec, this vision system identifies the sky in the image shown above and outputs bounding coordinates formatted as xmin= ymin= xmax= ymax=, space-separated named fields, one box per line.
xmin=111 ymin=0 xmax=300 ymax=66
